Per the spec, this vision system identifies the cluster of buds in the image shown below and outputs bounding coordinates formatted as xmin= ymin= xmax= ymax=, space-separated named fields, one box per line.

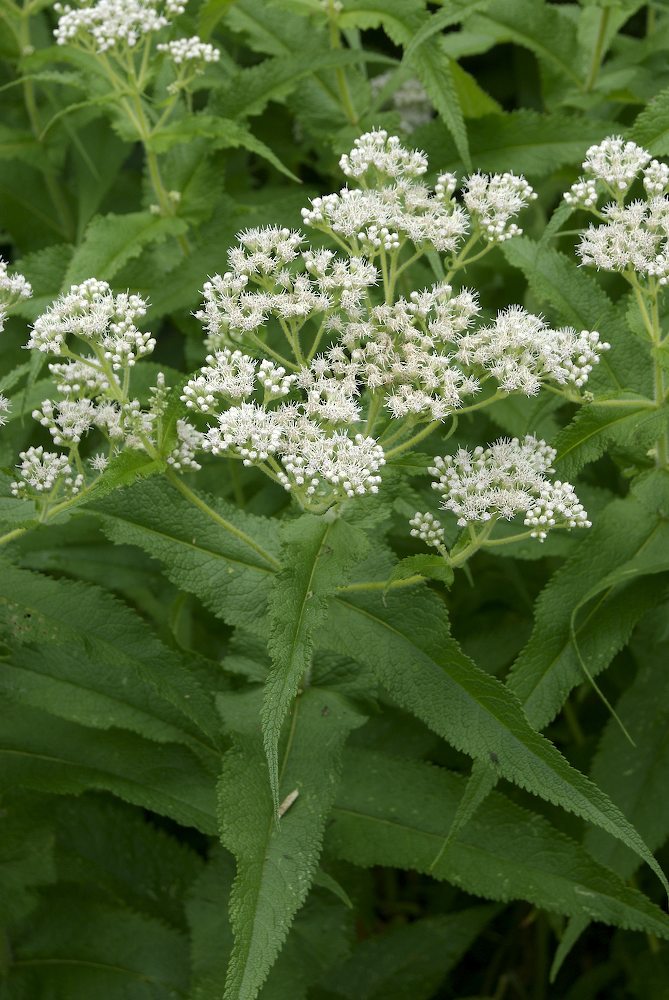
xmin=0 ymin=256 xmax=32 ymax=333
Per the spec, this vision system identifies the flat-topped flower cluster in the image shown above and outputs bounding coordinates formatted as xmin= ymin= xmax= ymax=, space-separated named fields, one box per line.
xmin=5 ymin=131 xmax=614 ymax=533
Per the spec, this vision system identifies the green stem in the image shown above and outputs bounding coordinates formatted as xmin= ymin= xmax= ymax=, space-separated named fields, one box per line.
xmin=0 ymin=526 xmax=27 ymax=547
xmin=385 ymin=420 xmax=441 ymax=459
xmin=19 ymin=3 xmax=74 ymax=240
xmin=584 ymin=5 xmax=611 ymax=92
xmin=166 ymin=471 xmax=280 ymax=570
xmin=337 ymin=574 xmax=424 ymax=593
xmin=328 ymin=3 xmax=358 ymax=125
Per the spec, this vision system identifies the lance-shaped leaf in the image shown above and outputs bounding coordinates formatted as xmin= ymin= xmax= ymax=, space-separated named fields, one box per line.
xmin=554 ymin=401 xmax=666 ymax=479
xmin=0 ymin=560 xmax=220 ymax=760
xmin=5 ymin=892 xmax=189 ymax=1000
xmin=508 ymin=471 xmax=669 ymax=731
xmin=218 ymin=687 xmax=365 ymax=1000
xmin=435 ymin=472 xmax=669 ymax=864
xmin=552 ymin=625 xmax=669 ymax=978
xmin=327 ymin=586 xmax=668 ymax=892
xmin=263 ymin=515 xmax=368 ymax=809
xmin=325 ymin=906 xmax=498 ymax=1000
xmin=327 ymin=749 xmax=669 ymax=937
xmin=0 ymin=704 xmax=217 ymax=834
xmin=92 ymin=476 xmax=280 ymax=629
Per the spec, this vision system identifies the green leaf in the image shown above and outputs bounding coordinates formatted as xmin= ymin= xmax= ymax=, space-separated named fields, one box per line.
xmin=263 ymin=514 xmax=368 ymax=810
xmin=218 ymin=687 xmax=365 ymax=1000
xmin=470 ymin=0 xmax=583 ymax=88
xmin=385 ymin=553 xmax=454 ymax=590
xmin=187 ymin=848 xmax=352 ymax=1000
xmin=0 ymin=704 xmax=217 ymax=833
xmin=416 ymin=109 xmax=620 ymax=177
xmin=326 ymin=906 xmax=497 ymax=1000
xmin=51 ymin=795 xmax=203 ymax=930
xmin=0 ymin=798 xmax=55 ymax=927
xmin=6 ymin=893 xmax=189 ymax=999
xmin=148 ymin=115 xmax=299 ymax=180
xmin=214 ymin=48 xmax=396 ymax=121
xmin=507 ymin=471 xmax=669 ymax=731
xmin=339 ymin=0 xmax=471 ymax=166
xmin=631 ymin=84 xmax=669 ymax=156
xmin=552 ymin=621 xmax=669 ymax=979
xmin=63 ymin=210 xmax=188 ymax=286
xmin=328 ymin=749 xmax=669 ymax=937
xmin=554 ymin=401 xmax=667 ymax=478
xmin=0 ymin=561 xmax=220 ymax=758
xmin=327 ymin=584 xmax=669 ymax=892
xmin=404 ymin=0 xmax=493 ymax=59
xmin=91 ymin=476 xmax=280 ymax=629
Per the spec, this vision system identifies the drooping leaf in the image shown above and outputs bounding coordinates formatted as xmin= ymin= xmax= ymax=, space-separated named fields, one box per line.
xmin=327 ymin=584 xmax=668 ymax=891
xmin=507 ymin=471 xmax=669 ymax=731
xmin=327 ymin=749 xmax=669 ymax=937
xmin=0 ymin=704 xmax=217 ymax=833
xmin=0 ymin=560 xmax=220 ymax=757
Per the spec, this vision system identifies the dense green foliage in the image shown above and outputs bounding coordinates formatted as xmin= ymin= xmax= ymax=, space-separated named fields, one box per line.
xmin=2 ymin=1 xmax=669 ymax=997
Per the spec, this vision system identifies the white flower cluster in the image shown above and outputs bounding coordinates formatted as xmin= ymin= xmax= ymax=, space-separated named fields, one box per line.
xmin=455 ymin=305 xmax=610 ymax=394
xmin=28 ymin=278 xmax=153 ymax=366
xmin=424 ymin=436 xmax=590 ymax=541
xmin=339 ymin=129 xmax=428 ymax=180
xmin=564 ymin=137 xmax=669 ymax=282
xmin=566 ymin=139 xmax=669 ymax=210
xmin=0 ymin=395 xmax=11 ymax=427
xmin=11 ymin=446 xmax=83 ymax=499
xmin=462 ymin=172 xmax=537 ymax=242
xmin=582 ymin=137 xmax=650 ymax=194
xmin=0 ymin=257 xmax=32 ymax=333
xmin=302 ymin=130 xmax=535 ymax=254
xmin=13 ymin=279 xmax=166 ymax=502
xmin=181 ymin=349 xmax=295 ymax=412
xmin=157 ymin=35 xmax=219 ymax=64
xmin=54 ymin=0 xmax=185 ymax=51
xmin=579 ymin=197 xmax=669 ymax=282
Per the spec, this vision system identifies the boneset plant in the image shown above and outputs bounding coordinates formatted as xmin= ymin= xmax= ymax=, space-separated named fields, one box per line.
xmin=3 ymin=121 xmax=669 ymax=998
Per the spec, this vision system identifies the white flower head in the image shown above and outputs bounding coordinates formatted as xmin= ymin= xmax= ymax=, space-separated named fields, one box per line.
xmin=167 ymin=419 xmax=203 ymax=470
xmin=54 ymin=0 xmax=185 ymax=52
xmin=0 ymin=258 xmax=32 ymax=332
xmin=463 ymin=172 xmax=537 ymax=243
xmin=582 ymin=136 xmax=651 ymax=193
xmin=427 ymin=435 xmax=590 ymax=540
xmin=157 ymin=35 xmax=220 ymax=65
xmin=409 ymin=511 xmax=445 ymax=549
xmin=564 ymin=177 xmax=599 ymax=210
xmin=0 ymin=394 xmax=11 ymax=427
xmin=28 ymin=279 xmax=153 ymax=368
xmin=455 ymin=305 xmax=609 ymax=394
xmin=339 ymin=129 xmax=428 ymax=180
